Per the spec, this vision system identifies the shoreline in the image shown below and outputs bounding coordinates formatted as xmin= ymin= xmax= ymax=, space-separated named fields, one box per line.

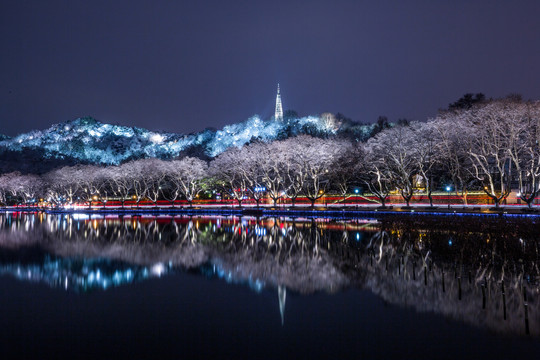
xmin=2 ymin=205 xmax=539 ymax=218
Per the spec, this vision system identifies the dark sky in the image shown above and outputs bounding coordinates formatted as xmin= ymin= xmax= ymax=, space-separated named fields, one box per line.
xmin=2 ymin=0 xmax=540 ymax=137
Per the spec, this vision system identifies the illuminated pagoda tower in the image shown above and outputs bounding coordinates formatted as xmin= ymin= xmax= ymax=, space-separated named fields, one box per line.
xmin=275 ymin=84 xmax=283 ymax=122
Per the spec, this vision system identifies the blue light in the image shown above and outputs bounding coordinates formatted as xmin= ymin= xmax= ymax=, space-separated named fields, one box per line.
xmin=354 ymin=189 xmax=359 ymax=194
xmin=448 ymin=240 xmax=453 ymax=246
xmin=445 ymin=186 xmax=451 ymax=192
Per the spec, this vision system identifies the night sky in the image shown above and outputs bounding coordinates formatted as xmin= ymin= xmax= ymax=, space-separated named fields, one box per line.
xmin=2 ymin=0 xmax=540 ymax=137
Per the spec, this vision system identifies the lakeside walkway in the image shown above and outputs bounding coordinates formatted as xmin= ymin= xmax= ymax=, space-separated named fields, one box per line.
xmin=2 ymin=204 xmax=540 ymax=218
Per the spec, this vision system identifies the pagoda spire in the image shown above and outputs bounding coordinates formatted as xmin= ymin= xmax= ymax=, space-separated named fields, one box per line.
xmin=275 ymin=84 xmax=283 ymax=122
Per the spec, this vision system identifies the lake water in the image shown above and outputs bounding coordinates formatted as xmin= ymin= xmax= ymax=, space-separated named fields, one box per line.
xmin=1 ymin=212 xmax=540 ymax=359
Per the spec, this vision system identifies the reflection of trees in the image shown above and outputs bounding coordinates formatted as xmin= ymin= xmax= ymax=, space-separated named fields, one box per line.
xmin=201 ymin=217 xmax=349 ymax=293
xmin=1 ymin=212 xmax=539 ymax=335
xmin=327 ymin=216 xmax=540 ymax=336
xmin=0 ymin=214 xmax=349 ymax=294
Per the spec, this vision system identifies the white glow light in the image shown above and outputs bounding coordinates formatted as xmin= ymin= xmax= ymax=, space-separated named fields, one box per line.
xmin=150 ymin=134 xmax=165 ymax=144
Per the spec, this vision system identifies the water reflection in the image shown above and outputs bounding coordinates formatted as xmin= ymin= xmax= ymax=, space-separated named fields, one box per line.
xmin=0 ymin=211 xmax=539 ymax=335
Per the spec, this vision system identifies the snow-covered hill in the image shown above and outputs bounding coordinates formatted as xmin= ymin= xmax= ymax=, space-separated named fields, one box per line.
xmin=0 ymin=115 xmax=375 ymax=171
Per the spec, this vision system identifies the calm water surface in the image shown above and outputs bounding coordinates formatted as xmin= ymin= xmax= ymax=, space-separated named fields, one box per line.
xmin=1 ymin=211 xmax=540 ymax=359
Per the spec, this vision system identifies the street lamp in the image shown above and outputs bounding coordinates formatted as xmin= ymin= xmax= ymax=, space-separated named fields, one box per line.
xmin=445 ymin=186 xmax=451 ymax=209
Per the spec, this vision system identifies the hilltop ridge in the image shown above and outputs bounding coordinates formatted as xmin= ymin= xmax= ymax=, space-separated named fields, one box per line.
xmin=0 ymin=114 xmax=377 ymax=173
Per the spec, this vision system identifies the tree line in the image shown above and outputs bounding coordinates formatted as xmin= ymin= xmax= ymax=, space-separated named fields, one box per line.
xmin=1 ymin=97 xmax=540 ymax=209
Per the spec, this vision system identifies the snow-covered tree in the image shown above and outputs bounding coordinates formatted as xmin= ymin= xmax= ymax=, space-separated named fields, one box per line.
xmin=210 ymin=148 xmax=250 ymax=207
xmin=6 ymin=173 xmax=44 ymax=205
xmin=166 ymin=157 xmax=208 ymax=207
xmin=110 ymin=165 xmax=133 ymax=208
xmin=133 ymin=159 xmax=168 ymax=207
xmin=361 ymin=140 xmax=393 ymax=207
xmin=409 ymin=121 xmax=441 ymax=207
xmin=73 ymin=165 xmax=105 ymax=209
xmin=258 ymin=141 xmax=287 ymax=207
xmin=366 ymin=125 xmax=417 ymax=206
xmin=432 ymin=114 xmax=475 ymax=205
xmin=464 ymin=101 xmax=517 ymax=208
xmin=286 ymin=136 xmax=343 ymax=208
xmin=0 ymin=172 xmax=25 ymax=205
xmin=506 ymin=101 xmax=540 ymax=208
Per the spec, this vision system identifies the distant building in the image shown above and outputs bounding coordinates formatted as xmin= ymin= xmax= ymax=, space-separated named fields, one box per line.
xmin=275 ymin=84 xmax=283 ymax=122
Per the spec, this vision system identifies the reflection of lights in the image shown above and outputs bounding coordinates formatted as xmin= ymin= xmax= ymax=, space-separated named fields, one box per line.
xmin=71 ymin=214 xmax=89 ymax=220
xmin=255 ymin=227 xmax=266 ymax=236
xmin=7 ymin=212 xmax=537 ymax=305
xmin=151 ymin=263 xmax=165 ymax=277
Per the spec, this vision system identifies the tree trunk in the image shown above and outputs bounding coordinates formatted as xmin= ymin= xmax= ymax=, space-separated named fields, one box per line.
xmin=401 ymin=191 xmax=412 ymax=207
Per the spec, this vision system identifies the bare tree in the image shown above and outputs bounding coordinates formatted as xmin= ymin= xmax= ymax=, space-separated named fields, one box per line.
xmin=110 ymin=165 xmax=132 ymax=209
xmin=328 ymin=141 xmax=358 ymax=207
xmin=166 ymin=157 xmax=208 ymax=207
xmin=135 ymin=159 xmax=168 ymax=207
xmin=409 ymin=121 xmax=441 ymax=207
xmin=465 ymin=102 xmax=516 ymax=208
xmin=362 ymin=141 xmax=393 ymax=208
xmin=506 ymin=101 xmax=540 ymax=208
xmin=292 ymin=136 xmax=342 ymax=208
xmin=210 ymin=148 xmax=250 ymax=207
xmin=367 ymin=125 xmax=417 ymax=207
xmin=433 ymin=115 xmax=475 ymax=205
